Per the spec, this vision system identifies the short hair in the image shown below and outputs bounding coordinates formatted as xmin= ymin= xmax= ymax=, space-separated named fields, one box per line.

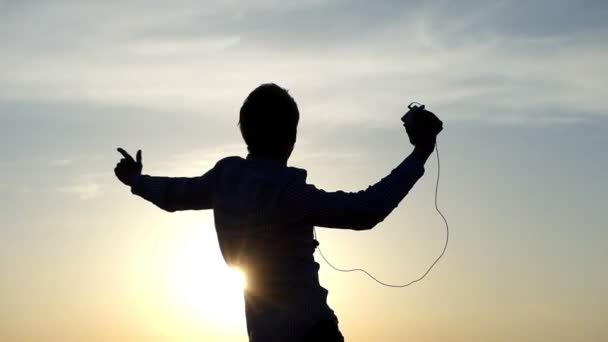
xmin=238 ymin=83 xmax=299 ymax=155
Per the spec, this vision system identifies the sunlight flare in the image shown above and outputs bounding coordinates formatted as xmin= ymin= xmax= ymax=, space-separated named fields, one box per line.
xmin=166 ymin=222 xmax=247 ymax=329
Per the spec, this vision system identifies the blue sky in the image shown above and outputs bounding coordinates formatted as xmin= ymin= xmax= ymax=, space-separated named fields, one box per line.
xmin=1 ymin=1 xmax=607 ymax=341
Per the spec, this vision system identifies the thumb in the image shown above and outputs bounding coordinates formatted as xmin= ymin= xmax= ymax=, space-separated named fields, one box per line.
xmin=136 ymin=150 xmax=142 ymax=164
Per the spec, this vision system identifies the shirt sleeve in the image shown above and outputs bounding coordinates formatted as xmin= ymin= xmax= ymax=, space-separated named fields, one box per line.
xmin=130 ymin=162 xmax=220 ymax=212
xmin=279 ymin=153 xmax=425 ymax=230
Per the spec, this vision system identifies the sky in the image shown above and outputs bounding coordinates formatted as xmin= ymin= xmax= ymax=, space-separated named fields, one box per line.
xmin=1 ymin=0 xmax=607 ymax=341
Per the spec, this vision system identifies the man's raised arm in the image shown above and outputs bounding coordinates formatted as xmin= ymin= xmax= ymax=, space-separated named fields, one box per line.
xmin=278 ymin=106 xmax=442 ymax=230
xmin=279 ymin=148 xmax=427 ymax=230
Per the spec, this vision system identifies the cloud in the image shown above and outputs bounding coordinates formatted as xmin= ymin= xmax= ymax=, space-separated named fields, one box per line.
xmin=50 ymin=159 xmax=73 ymax=167
xmin=154 ymin=143 xmax=245 ymax=175
xmin=57 ymin=182 xmax=102 ymax=200
xmin=55 ymin=168 xmax=111 ymax=200
xmin=1 ymin=0 xmax=606 ymax=124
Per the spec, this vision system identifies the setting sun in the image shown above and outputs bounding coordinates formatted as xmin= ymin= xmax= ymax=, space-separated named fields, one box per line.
xmin=165 ymin=221 xmax=247 ymax=330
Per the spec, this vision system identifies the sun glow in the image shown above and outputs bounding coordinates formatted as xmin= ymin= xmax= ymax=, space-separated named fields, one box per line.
xmin=166 ymin=222 xmax=247 ymax=329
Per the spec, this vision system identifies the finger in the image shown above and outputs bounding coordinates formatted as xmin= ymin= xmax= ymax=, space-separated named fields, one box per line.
xmin=136 ymin=150 xmax=142 ymax=164
xmin=423 ymin=111 xmax=440 ymax=126
xmin=421 ymin=109 xmax=436 ymax=119
xmin=117 ymin=147 xmax=135 ymax=162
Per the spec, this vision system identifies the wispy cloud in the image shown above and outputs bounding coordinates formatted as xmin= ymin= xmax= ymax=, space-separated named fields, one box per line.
xmin=50 ymin=159 xmax=73 ymax=167
xmin=154 ymin=143 xmax=245 ymax=175
xmin=57 ymin=181 xmax=102 ymax=200
xmin=1 ymin=0 xmax=606 ymax=124
xmin=53 ymin=167 xmax=112 ymax=201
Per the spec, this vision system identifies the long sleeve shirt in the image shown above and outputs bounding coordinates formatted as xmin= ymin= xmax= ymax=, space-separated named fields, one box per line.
xmin=130 ymin=153 xmax=425 ymax=342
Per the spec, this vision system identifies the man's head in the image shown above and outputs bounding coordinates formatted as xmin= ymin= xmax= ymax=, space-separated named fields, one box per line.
xmin=239 ymin=83 xmax=299 ymax=161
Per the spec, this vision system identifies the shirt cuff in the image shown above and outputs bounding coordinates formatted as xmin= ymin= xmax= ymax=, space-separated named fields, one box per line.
xmin=130 ymin=174 xmax=145 ymax=195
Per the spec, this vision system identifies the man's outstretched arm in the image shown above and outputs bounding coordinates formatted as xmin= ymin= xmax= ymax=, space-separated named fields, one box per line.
xmin=279 ymin=107 xmax=442 ymax=230
xmin=114 ymin=148 xmax=217 ymax=212
xmin=280 ymin=146 xmax=429 ymax=230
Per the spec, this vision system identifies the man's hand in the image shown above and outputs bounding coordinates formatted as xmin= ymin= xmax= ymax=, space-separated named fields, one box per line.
xmin=114 ymin=148 xmax=143 ymax=187
xmin=404 ymin=106 xmax=443 ymax=163
xmin=404 ymin=106 xmax=443 ymax=146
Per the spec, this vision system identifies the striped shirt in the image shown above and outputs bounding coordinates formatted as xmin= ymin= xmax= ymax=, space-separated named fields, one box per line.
xmin=131 ymin=153 xmax=425 ymax=342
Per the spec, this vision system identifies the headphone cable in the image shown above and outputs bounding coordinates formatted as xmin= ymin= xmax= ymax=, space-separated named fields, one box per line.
xmin=314 ymin=143 xmax=449 ymax=287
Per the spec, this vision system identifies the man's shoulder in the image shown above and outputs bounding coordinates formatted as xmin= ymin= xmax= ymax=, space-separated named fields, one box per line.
xmin=215 ymin=155 xmax=245 ymax=166
xmin=286 ymin=165 xmax=307 ymax=182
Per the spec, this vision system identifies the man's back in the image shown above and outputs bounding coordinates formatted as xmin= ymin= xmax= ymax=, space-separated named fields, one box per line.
xmin=212 ymin=155 xmax=336 ymax=341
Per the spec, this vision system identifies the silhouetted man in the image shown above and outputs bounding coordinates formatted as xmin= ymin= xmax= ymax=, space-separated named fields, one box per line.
xmin=114 ymin=83 xmax=442 ymax=342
